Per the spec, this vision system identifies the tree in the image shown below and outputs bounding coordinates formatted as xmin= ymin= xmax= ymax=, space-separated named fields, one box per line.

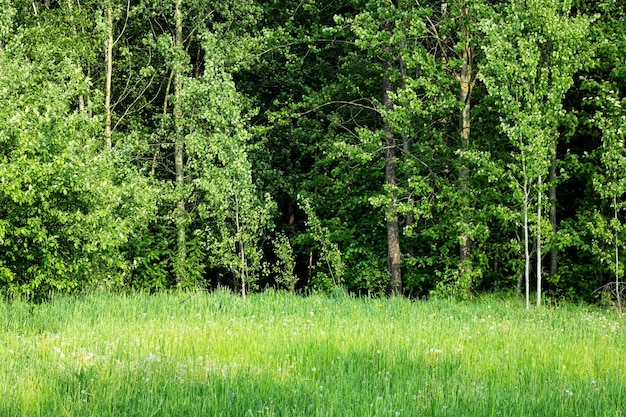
xmin=0 ymin=0 xmax=14 ymax=46
xmin=0 ymin=4 xmax=157 ymax=297
xmin=247 ymin=0 xmax=398 ymax=294
xmin=340 ymin=0 xmax=459 ymax=295
xmin=557 ymin=0 xmax=626 ymax=306
xmin=181 ymin=32 xmax=271 ymax=295
xmin=592 ymin=88 xmax=626 ymax=309
xmin=415 ymin=0 xmax=495 ymax=296
xmin=481 ymin=0 xmax=591 ymax=307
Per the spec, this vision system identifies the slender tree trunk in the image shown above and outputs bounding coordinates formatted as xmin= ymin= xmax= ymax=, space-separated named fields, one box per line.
xmin=524 ymin=202 xmax=530 ymax=309
xmin=32 ymin=0 xmax=37 ymax=16
xmin=234 ymin=193 xmax=247 ymax=299
xmin=104 ymin=4 xmax=113 ymax=150
xmin=79 ymin=94 xmax=85 ymax=113
xmin=523 ymin=161 xmax=530 ymax=310
xmin=458 ymin=14 xmax=472 ymax=274
xmin=174 ymin=0 xmax=186 ymax=284
xmin=384 ymin=106 xmax=402 ymax=295
xmin=382 ymin=21 xmax=402 ymax=296
xmin=615 ymin=197 xmax=620 ymax=311
xmin=286 ymin=200 xmax=296 ymax=230
xmin=537 ymin=175 xmax=542 ymax=307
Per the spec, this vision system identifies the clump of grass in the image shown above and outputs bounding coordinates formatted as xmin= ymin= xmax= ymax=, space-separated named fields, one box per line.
xmin=0 ymin=290 xmax=624 ymax=416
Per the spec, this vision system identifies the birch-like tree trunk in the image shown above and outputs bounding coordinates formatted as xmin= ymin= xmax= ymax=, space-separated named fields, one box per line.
xmin=518 ymin=148 xmax=532 ymax=309
xmin=615 ymin=197 xmax=620 ymax=311
xmin=104 ymin=4 xmax=113 ymax=150
xmin=523 ymin=167 xmax=530 ymax=310
xmin=537 ymin=174 xmax=542 ymax=307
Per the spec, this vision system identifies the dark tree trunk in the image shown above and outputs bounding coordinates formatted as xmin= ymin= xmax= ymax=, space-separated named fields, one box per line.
xmin=382 ymin=20 xmax=402 ymax=296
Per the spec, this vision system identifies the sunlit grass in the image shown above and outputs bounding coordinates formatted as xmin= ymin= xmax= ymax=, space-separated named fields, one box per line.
xmin=0 ymin=290 xmax=624 ymax=416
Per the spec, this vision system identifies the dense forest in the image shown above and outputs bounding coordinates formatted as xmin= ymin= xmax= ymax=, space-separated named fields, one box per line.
xmin=0 ymin=0 xmax=624 ymax=304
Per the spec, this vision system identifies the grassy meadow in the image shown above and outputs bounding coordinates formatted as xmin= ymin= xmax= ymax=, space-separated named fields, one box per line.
xmin=0 ymin=290 xmax=624 ymax=416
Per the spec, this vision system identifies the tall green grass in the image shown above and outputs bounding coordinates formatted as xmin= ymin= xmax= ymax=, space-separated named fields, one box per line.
xmin=0 ymin=290 xmax=624 ymax=416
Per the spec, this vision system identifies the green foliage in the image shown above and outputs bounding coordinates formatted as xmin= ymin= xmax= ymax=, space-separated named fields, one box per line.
xmin=0 ymin=4 xmax=158 ymax=298
xmin=480 ymin=0 xmax=592 ymax=304
xmin=180 ymin=32 xmax=273 ymax=293
xmin=1 ymin=0 xmax=625 ymax=301
xmin=592 ymin=88 xmax=626 ymax=274
xmin=0 ymin=44 xmax=87 ymax=296
xmin=481 ymin=0 xmax=591 ymax=174
xmin=268 ymin=233 xmax=298 ymax=292
xmin=551 ymin=0 xmax=626 ymax=300
xmin=297 ymin=196 xmax=346 ymax=292
xmin=0 ymin=0 xmax=14 ymax=44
